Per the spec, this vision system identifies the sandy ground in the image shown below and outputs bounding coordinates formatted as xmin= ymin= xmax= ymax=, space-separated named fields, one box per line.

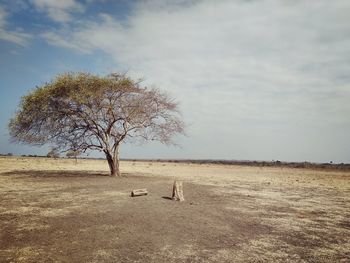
xmin=0 ymin=157 xmax=349 ymax=262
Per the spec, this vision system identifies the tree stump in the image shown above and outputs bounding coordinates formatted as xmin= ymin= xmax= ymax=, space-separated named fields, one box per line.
xmin=172 ymin=180 xmax=185 ymax=201
xmin=131 ymin=189 xmax=148 ymax=197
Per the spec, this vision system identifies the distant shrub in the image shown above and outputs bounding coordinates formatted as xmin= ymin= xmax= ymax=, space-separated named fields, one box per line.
xmin=47 ymin=148 xmax=59 ymax=159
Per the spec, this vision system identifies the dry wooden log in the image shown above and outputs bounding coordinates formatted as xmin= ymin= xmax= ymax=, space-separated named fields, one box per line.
xmin=172 ymin=180 xmax=185 ymax=201
xmin=131 ymin=189 xmax=148 ymax=197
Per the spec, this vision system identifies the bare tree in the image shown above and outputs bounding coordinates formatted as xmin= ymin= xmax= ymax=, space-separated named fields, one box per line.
xmin=9 ymin=72 xmax=185 ymax=176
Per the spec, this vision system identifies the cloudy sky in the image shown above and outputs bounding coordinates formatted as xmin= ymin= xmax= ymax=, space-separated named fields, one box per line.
xmin=1 ymin=0 xmax=350 ymax=163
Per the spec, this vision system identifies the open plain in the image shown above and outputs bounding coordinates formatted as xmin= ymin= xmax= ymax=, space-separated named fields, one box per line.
xmin=0 ymin=157 xmax=349 ymax=262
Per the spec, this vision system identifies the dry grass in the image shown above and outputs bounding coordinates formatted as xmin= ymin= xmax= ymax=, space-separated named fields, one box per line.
xmin=0 ymin=156 xmax=349 ymax=262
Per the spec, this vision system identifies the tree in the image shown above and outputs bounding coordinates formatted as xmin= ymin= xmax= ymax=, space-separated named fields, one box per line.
xmin=47 ymin=148 xmax=59 ymax=159
xmin=9 ymin=72 xmax=185 ymax=176
xmin=66 ymin=149 xmax=81 ymax=164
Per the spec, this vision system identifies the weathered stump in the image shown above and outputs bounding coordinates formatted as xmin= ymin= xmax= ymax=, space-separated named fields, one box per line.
xmin=172 ymin=180 xmax=185 ymax=201
xmin=131 ymin=189 xmax=148 ymax=197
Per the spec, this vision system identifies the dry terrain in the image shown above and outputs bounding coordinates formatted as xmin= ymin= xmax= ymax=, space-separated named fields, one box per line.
xmin=0 ymin=157 xmax=349 ymax=262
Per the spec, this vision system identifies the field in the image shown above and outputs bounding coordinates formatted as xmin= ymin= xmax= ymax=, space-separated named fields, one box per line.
xmin=0 ymin=157 xmax=349 ymax=262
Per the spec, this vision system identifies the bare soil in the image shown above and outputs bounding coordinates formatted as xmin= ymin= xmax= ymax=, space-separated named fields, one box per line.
xmin=0 ymin=157 xmax=349 ymax=262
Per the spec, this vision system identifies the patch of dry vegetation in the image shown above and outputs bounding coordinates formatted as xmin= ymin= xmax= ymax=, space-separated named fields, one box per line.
xmin=0 ymin=157 xmax=349 ymax=262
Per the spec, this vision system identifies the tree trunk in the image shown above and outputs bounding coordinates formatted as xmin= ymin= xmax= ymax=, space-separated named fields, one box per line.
xmin=131 ymin=189 xmax=148 ymax=197
xmin=105 ymin=149 xmax=121 ymax=177
xmin=172 ymin=180 xmax=185 ymax=201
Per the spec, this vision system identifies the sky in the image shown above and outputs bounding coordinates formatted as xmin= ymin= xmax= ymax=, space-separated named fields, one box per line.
xmin=0 ymin=0 xmax=350 ymax=163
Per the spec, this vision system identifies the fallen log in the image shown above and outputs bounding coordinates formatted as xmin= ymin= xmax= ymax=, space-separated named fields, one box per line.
xmin=172 ymin=180 xmax=185 ymax=201
xmin=131 ymin=189 xmax=148 ymax=197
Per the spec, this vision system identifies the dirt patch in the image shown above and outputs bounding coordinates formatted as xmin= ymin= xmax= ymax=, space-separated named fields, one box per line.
xmin=0 ymin=170 xmax=268 ymax=262
xmin=0 ymin=158 xmax=349 ymax=262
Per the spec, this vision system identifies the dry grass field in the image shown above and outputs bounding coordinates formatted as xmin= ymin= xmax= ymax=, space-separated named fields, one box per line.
xmin=0 ymin=156 xmax=349 ymax=262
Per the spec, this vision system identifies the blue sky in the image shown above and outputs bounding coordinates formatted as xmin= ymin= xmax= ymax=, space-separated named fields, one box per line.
xmin=1 ymin=0 xmax=350 ymax=163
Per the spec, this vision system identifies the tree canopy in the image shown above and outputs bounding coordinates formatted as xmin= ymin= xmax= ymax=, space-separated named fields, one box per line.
xmin=9 ymin=72 xmax=185 ymax=176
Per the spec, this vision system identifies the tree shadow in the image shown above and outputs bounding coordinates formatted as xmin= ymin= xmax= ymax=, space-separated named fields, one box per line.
xmin=1 ymin=170 xmax=111 ymax=178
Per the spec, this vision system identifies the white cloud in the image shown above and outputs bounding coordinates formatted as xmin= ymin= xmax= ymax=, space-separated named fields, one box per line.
xmin=0 ymin=6 xmax=31 ymax=46
xmin=31 ymin=0 xmax=84 ymax=22
xmin=41 ymin=0 xmax=350 ymax=162
xmin=0 ymin=6 xmax=6 ymax=27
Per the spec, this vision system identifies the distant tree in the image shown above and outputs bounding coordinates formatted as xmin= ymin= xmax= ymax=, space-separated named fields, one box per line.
xmin=6 ymin=153 xmax=13 ymax=156
xmin=9 ymin=72 xmax=185 ymax=176
xmin=66 ymin=150 xmax=81 ymax=164
xmin=47 ymin=148 xmax=59 ymax=159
